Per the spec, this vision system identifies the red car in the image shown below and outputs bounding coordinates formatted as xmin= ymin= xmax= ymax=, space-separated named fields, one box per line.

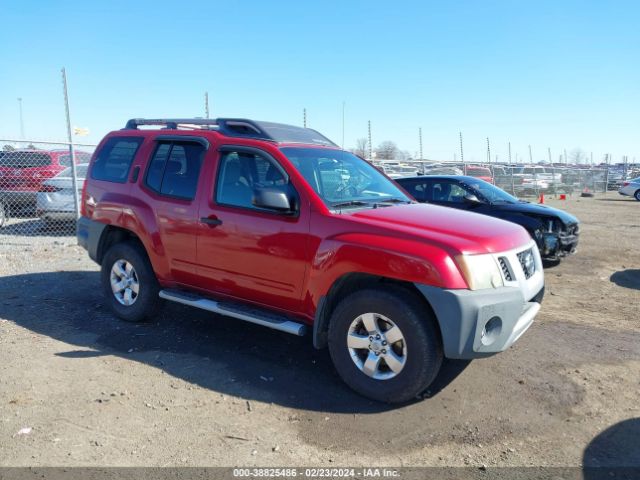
xmin=0 ymin=149 xmax=90 ymax=224
xmin=465 ymin=165 xmax=494 ymax=184
xmin=77 ymin=118 xmax=544 ymax=403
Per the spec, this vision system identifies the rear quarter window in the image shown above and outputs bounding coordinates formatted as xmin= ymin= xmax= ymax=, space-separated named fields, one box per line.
xmin=91 ymin=137 xmax=143 ymax=183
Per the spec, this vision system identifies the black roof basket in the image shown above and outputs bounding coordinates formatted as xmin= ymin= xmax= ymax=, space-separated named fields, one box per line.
xmin=124 ymin=118 xmax=337 ymax=147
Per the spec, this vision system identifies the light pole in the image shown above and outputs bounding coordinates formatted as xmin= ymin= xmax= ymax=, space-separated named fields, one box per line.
xmin=17 ymin=97 xmax=25 ymax=139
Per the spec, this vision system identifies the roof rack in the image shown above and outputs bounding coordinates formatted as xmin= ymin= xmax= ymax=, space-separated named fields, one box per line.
xmin=124 ymin=118 xmax=337 ymax=147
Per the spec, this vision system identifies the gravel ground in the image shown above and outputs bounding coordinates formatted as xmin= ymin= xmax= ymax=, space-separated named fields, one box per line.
xmin=0 ymin=193 xmax=638 ymax=468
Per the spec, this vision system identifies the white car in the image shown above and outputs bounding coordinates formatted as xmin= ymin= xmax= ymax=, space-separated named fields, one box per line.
xmin=36 ymin=164 xmax=88 ymax=222
xmin=619 ymin=177 xmax=640 ymax=201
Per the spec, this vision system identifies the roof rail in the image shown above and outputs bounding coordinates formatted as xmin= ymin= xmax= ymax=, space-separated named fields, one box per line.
xmin=124 ymin=118 xmax=275 ymax=141
xmin=124 ymin=118 xmax=338 ymax=146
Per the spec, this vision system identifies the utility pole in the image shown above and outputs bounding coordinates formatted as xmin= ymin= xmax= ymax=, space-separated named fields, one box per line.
xmin=508 ymin=142 xmax=514 ymax=195
xmin=367 ymin=120 xmax=372 ymax=160
xmin=204 ymin=92 xmax=210 ymax=119
xmin=303 ymin=108 xmax=307 ymax=128
xmin=17 ymin=97 xmax=25 ymax=139
xmin=564 ymin=148 xmax=568 ymax=165
xmin=548 ymin=147 xmax=552 ymax=164
xmin=418 ymin=127 xmax=423 ymax=161
xmin=459 ymin=131 xmax=466 ymax=174
xmin=528 ymin=145 xmax=533 ymax=163
xmin=590 ymin=151 xmax=593 ymax=165
xmin=486 ymin=137 xmax=491 ymax=164
xmin=61 ymin=68 xmax=80 ymax=221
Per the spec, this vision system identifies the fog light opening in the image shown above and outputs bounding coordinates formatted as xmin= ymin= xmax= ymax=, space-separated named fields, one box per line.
xmin=481 ymin=316 xmax=503 ymax=346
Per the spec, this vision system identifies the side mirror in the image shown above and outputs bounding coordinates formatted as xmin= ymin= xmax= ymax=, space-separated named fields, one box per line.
xmin=252 ymin=187 xmax=295 ymax=213
xmin=463 ymin=193 xmax=481 ymax=204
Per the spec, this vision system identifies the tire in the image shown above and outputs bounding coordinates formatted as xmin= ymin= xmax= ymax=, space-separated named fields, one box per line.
xmin=101 ymin=241 xmax=163 ymax=322
xmin=634 ymin=190 xmax=640 ymax=201
xmin=328 ymin=287 xmax=443 ymax=403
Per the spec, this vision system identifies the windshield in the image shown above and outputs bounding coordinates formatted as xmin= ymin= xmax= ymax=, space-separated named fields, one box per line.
xmin=280 ymin=147 xmax=410 ymax=208
xmin=57 ymin=164 xmax=89 ymax=178
xmin=0 ymin=151 xmax=51 ymax=168
xmin=464 ymin=178 xmax=519 ymax=204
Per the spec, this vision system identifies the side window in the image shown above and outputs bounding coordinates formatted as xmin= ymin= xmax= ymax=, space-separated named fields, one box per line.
xmin=215 ymin=150 xmax=289 ymax=210
xmin=144 ymin=141 xmax=205 ymax=200
xmin=401 ymin=181 xmax=427 ymax=202
xmin=59 ymin=155 xmax=71 ymax=167
xmin=91 ymin=137 xmax=143 ymax=183
xmin=431 ymin=181 xmax=467 ymax=203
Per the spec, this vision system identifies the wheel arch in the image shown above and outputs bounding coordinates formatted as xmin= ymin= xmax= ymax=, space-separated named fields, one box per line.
xmin=96 ymin=225 xmax=146 ymax=265
xmin=312 ymin=272 xmax=441 ymax=349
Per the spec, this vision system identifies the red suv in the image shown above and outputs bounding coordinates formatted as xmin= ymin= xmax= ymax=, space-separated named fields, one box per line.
xmin=77 ymin=118 xmax=544 ymax=403
xmin=0 ymin=149 xmax=90 ymax=225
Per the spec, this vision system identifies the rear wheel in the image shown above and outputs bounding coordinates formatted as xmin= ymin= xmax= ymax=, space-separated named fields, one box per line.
xmin=101 ymin=242 xmax=163 ymax=322
xmin=328 ymin=287 xmax=443 ymax=403
xmin=634 ymin=190 xmax=640 ymax=201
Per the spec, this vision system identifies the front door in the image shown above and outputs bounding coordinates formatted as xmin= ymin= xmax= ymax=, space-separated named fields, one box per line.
xmin=196 ymin=146 xmax=310 ymax=312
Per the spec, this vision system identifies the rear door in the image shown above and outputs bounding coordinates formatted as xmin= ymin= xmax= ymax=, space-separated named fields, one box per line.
xmin=196 ymin=146 xmax=310 ymax=312
xmin=137 ymin=136 xmax=208 ymax=285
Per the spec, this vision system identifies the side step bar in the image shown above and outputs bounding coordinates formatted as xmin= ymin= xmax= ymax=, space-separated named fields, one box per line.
xmin=159 ymin=289 xmax=307 ymax=336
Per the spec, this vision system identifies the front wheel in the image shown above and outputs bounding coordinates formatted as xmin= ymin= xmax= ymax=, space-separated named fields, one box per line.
xmin=328 ymin=287 xmax=443 ymax=403
xmin=101 ymin=242 xmax=163 ymax=322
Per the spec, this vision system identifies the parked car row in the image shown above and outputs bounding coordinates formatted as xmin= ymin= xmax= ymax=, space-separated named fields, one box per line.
xmin=0 ymin=149 xmax=90 ymax=227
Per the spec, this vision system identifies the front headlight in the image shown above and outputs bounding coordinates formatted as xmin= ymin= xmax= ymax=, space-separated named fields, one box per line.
xmin=455 ymin=254 xmax=504 ymax=290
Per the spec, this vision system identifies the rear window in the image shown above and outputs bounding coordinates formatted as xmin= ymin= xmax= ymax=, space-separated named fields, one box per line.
xmin=59 ymin=152 xmax=92 ymax=167
xmin=91 ymin=137 xmax=143 ymax=183
xmin=57 ymin=164 xmax=89 ymax=178
xmin=0 ymin=152 xmax=52 ymax=168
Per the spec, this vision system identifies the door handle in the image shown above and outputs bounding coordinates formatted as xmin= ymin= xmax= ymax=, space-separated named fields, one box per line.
xmin=200 ymin=217 xmax=223 ymax=226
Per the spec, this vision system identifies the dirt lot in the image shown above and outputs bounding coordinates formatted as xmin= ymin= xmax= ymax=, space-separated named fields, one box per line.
xmin=0 ymin=193 xmax=638 ymax=468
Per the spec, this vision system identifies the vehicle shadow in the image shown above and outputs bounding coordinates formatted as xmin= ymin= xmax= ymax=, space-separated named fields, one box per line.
xmin=542 ymin=259 xmax=562 ymax=269
xmin=610 ymin=269 xmax=640 ymax=291
xmin=0 ymin=271 xmax=468 ymax=413
xmin=583 ymin=418 xmax=640 ymax=478
xmin=596 ymin=198 xmax=634 ymax=202
xmin=0 ymin=218 xmax=75 ymax=237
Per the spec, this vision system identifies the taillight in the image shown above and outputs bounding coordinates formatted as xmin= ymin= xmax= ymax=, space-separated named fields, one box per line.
xmin=622 ymin=182 xmax=629 ymax=187
xmin=39 ymin=185 xmax=62 ymax=192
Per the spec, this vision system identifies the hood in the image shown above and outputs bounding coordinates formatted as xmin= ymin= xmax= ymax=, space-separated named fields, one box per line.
xmin=496 ymin=201 xmax=579 ymax=226
xmin=347 ymin=203 xmax=532 ymax=255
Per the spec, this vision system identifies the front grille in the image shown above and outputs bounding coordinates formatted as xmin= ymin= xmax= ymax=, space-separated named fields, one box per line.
xmin=498 ymin=257 xmax=513 ymax=281
xmin=517 ymin=248 xmax=536 ymax=279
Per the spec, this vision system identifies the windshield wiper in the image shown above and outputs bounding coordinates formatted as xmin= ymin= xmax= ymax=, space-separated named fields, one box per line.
xmin=374 ymin=197 xmax=412 ymax=204
xmin=330 ymin=200 xmax=371 ymax=209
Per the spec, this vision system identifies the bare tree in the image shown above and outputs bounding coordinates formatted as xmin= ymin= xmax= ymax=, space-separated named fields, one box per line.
xmin=569 ymin=148 xmax=587 ymax=164
xmin=2 ymin=145 xmax=15 ymax=151
xmin=375 ymin=141 xmax=399 ymax=160
xmin=353 ymin=138 xmax=368 ymax=158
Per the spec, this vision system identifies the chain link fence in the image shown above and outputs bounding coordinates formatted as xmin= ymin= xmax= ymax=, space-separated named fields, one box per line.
xmin=0 ymin=140 xmax=96 ymax=238
xmin=372 ymin=159 xmax=611 ymax=198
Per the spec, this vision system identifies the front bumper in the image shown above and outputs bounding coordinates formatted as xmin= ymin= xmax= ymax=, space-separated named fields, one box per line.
xmin=539 ymin=225 xmax=580 ymax=259
xmin=415 ymin=283 xmax=544 ymax=359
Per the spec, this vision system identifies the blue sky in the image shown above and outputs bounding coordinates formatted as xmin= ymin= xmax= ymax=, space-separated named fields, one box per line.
xmin=1 ymin=0 xmax=638 ymax=163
